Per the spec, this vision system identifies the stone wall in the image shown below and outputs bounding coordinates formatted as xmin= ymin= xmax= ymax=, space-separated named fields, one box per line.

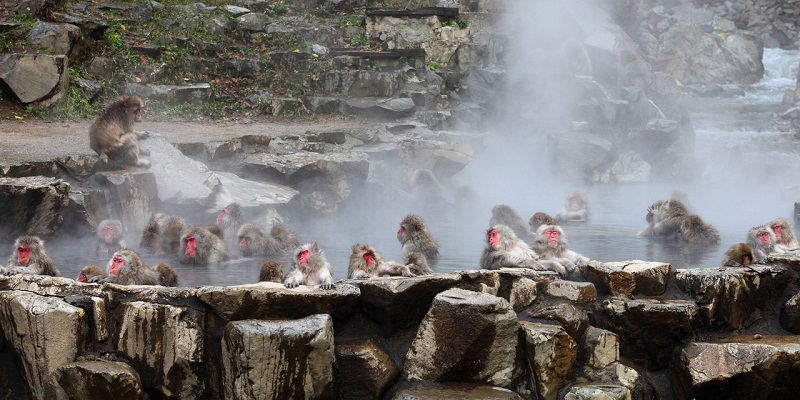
xmin=1 ymin=257 xmax=799 ymax=399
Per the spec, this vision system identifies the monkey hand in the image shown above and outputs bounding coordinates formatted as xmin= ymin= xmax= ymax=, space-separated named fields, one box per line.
xmin=402 ymin=271 xmax=416 ymax=277
xmin=319 ymin=282 xmax=335 ymax=290
xmin=99 ymin=153 xmax=110 ymax=163
xmin=88 ymin=276 xmax=109 ymax=284
xmin=285 ymin=281 xmax=299 ymax=289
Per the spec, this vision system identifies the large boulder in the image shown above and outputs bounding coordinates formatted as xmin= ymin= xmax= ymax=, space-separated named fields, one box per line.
xmin=92 ymin=170 xmax=157 ymax=233
xmin=221 ymin=315 xmax=335 ymax=399
xmin=0 ymin=54 xmax=68 ymax=108
xmin=57 ymin=360 xmax=148 ymax=400
xmin=335 ymin=338 xmax=399 ymax=399
xmin=402 ymin=288 xmax=523 ymax=389
xmin=0 ymin=176 xmax=71 ymax=238
xmin=519 ymin=321 xmax=577 ymax=400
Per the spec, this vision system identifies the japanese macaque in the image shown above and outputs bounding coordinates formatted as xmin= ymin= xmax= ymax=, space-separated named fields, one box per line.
xmin=746 ymin=225 xmax=785 ymax=263
xmin=680 ymin=214 xmax=721 ymax=245
xmin=237 ymin=223 xmax=300 ymax=257
xmin=554 ymin=192 xmax=589 ymax=223
xmin=217 ymin=203 xmax=244 ymax=248
xmin=99 ymin=249 xmax=160 ymax=285
xmin=490 ymin=204 xmax=535 ymax=243
xmin=259 ymin=261 xmax=283 ymax=283
xmin=1 ymin=236 xmax=59 ymax=276
xmin=721 ymin=243 xmax=755 ymax=267
xmin=155 ymin=215 xmax=188 ymax=256
xmin=639 ymin=198 xmax=689 ymax=239
xmin=479 ymin=224 xmax=568 ymax=276
xmin=532 ymin=224 xmax=587 ymax=277
xmin=348 ymin=244 xmax=416 ymax=279
xmin=88 ymin=95 xmax=150 ymax=168
xmin=179 ymin=227 xmax=231 ymax=264
xmin=284 ymin=242 xmax=335 ymax=289
xmin=95 ymin=219 xmax=127 ymax=254
xmin=768 ymin=217 xmax=799 ymax=250
xmin=529 ymin=212 xmax=557 ymax=233
xmin=410 ymin=169 xmax=450 ymax=208
xmin=154 ymin=262 xmax=178 ymax=287
xmin=77 ymin=265 xmax=105 ymax=282
xmin=397 ymin=214 xmax=440 ymax=263
xmin=139 ymin=213 xmax=166 ymax=252
xmin=404 ymin=251 xmax=433 ymax=276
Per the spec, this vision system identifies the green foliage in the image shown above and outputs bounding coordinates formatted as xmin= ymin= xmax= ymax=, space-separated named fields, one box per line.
xmin=265 ymin=1 xmax=289 ymax=16
xmin=40 ymin=86 xmax=95 ymax=120
xmin=350 ymin=34 xmax=370 ymax=48
xmin=427 ymin=61 xmax=442 ymax=70
xmin=337 ymin=16 xmax=363 ymax=27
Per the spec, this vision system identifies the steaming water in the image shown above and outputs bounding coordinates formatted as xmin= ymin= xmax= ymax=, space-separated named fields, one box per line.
xmin=40 ymin=49 xmax=800 ymax=286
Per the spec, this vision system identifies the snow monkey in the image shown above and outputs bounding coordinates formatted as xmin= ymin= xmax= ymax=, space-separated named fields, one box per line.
xmin=746 ymin=225 xmax=785 ymax=263
xmin=217 ymin=202 xmax=244 ymax=249
xmin=639 ymin=198 xmax=690 ymax=239
xmin=139 ymin=212 xmax=166 ymax=252
xmin=529 ymin=212 xmax=557 ymax=233
xmin=95 ymin=219 xmax=127 ymax=254
xmin=403 ymin=251 xmax=433 ymax=276
xmin=155 ymin=215 xmax=188 ymax=256
xmin=397 ymin=214 xmax=440 ymax=263
xmin=348 ymin=244 xmax=416 ymax=279
xmin=77 ymin=265 xmax=105 ymax=282
xmin=532 ymin=224 xmax=588 ymax=277
xmin=680 ymin=214 xmax=721 ymax=245
xmin=154 ymin=262 xmax=179 ymax=287
xmin=259 ymin=261 xmax=283 ymax=283
xmin=99 ymin=249 xmax=160 ymax=285
xmin=2 ymin=236 xmax=59 ymax=276
xmin=89 ymin=95 xmax=150 ymax=167
xmin=768 ymin=217 xmax=799 ymax=250
xmin=480 ymin=224 xmax=542 ymax=270
xmin=490 ymin=204 xmax=535 ymax=243
xmin=284 ymin=242 xmax=335 ymax=289
xmin=237 ymin=223 xmax=300 ymax=257
xmin=179 ymin=226 xmax=231 ymax=264
xmin=721 ymin=243 xmax=755 ymax=268
xmin=554 ymin=192 xmax=590 ymax=222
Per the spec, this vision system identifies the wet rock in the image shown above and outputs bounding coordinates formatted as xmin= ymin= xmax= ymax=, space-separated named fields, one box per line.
xmin=386 ymin=382 xmax=523 ymax=399
xmin=403 ymin=288 xmax=522 ymax=388
xmin=365 ymin=15 xmax=440 ymax=50
xmin=221 ymin=315 xmax=335 ymax=399
xmin=598 ymin=297 xmax=698 ymax=369
xmin=92 ymin=170 xmax=157 ymax=233
xmin=335 ymin=338 xmax=399 ymax=399
xmin=211 ymin=170 xmax=299 ymax=212
xmin=114 ymin=300 xmax=205 ymax=398
xmin=196 ymin=282 xmax=360 ymax=320
xmin=344 ymin=97 xmax=416 ymax=119
xmin=781 ymin=285 xmax=800 ymax=333
xmin=548 ymin=132 xmax=613 ymax=180
xmin=0 ymin=291 xmax=87 ymax=400
xmin=237 ymin=12 xmax=271 ymax=32
xmin=0 ymin=54 xmax=68 ymax=108
xmin=223 ymin=5 xmax=251 ymax=17
xmin=600 ymin=151 xmax=651 ymax=183
xmin=57 ymin=360 xmax=148 ymax=400
xmin=270 ymin=96 xmax=306 ymax=116
xmin=674 ymin=266 xmax=775 ymax=330
xmin=676 ymin=336 xmax=800 ymax=400
xmin=563 ymin=383 xmax=631 ymax=400
xmin=581 ymin=327 xmax=619 ymax=371
xmin=545 ymin=280 xmax=597 ymax=303
xmin=528 ymin=302 xmax=590 ymax=340
xmin=0 ymin=161 xmax=59 ymax=178
xmin=520 ymin=321 xmax=577 ymax=400
xmin=343 ymin=274 xmax=461 ymax=335
xmin=28 ymin=21 xmax=82 ymax=58
xmin=0 ymin=176 xmax=71 ymax=238
xmin=585 ymin=260 xmax=670 ymax=296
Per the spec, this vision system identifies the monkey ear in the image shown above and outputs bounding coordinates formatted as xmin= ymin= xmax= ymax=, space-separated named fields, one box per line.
xmin=311 ymin=242 xmax=320 ymax=252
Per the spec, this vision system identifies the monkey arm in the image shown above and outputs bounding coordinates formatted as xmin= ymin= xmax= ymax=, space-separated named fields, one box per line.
xmin=284 ymin=268 xmax=302 ymax=288
xmin=7 ymin=265 xmax=41 ymax=275
xmin=316 ymin=267 xmax=335 ymax=290
xmin=378 ymin=261 xmax=416 ymax=277
xmin=351 ymin=270 xmax=373 ymax=279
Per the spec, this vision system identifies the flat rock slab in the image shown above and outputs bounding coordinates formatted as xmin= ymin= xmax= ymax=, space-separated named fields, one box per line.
xmin=585 ymin=260 xmax=670 ymax=296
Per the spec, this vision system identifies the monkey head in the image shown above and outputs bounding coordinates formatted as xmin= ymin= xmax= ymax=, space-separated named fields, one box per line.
xmin=217 ymin=208 xmax=228 ymax=225
xmin=488 ymin=229 xmax=500 ymax=249
xmin=78 ymin=265 xmax=104 ymax=282
xmin=14 ymin=236 xmax=42 ymax=266
xmin=108 ymin=253 xmax=127 ymax=277
xmin=184 ymin=235 xmax=198 ymax=257
xmin=756 ymin=229 xmax=773 ymax=246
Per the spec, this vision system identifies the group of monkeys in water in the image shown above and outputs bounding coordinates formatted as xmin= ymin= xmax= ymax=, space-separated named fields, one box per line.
xmin=0 ymin=96 xmax=791 ymax=288
xmin=1 ymin=191 xmax=795 ymax=289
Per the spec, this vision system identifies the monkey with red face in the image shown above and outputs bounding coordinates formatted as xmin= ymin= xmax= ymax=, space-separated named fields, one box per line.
xmin=348 ymin=244 xmax=416 ymax=279
xmin=89 ymin=95 xmax=150 ymax=168
xmin=532 ymin=224 xmax=588 ymax=278
xmin=96 ymin=219 xmax=127 ymax=255
xmin=721 ymin=243 xmax=755 ymax=268
xmin=284 ymin=243 xmax=335 ymax=289
xmin=746 ymin=225 xmax=785 ymax=263
xmin=397 ymin=214 xmax=439 ymax=263
xmin=77 ymin=265 xmax=105 ymax=282
xmin=217 ymin=203 xmax=244 ymax=249
xmin=139 ymin=213 xmax=166 ymax=253
xmin=237 ymin=223 xmax=300 ymax=257
xmin=490 ymin=204 xmax=535 ymax=243
xmin=2 ymin=236 xmax=59 ymax=276
xmin=96 ymin=249 xmax=160 ymax=285
xmin=155 ymin=215 xmax=188 ymax=256
xmin=480 ymin=224 xmax=566 ymax=275
xmin=259 ymin=261 xmax=283 ymax=283
xmin=179 ymin=227 xmax=231 ymax=265
xmin=767 ymin=217 xmax=800 ymax=250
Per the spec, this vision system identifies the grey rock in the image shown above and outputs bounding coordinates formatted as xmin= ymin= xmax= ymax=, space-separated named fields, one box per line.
xmin=57 ymin=360 xmax=148 ymax=400
xmin=0 ymin=54 xmax=68 ymax=107
xmin=0 ymin=176 xmax=71 ymax=237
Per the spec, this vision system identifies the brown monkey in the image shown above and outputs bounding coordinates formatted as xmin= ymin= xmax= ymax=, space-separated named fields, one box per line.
xmin=179 ymin=226 xmax=231 ymax=264
xmin=403 ymin=251 xmax=433 ymax=275
xmin=259 ymin=261 xmax=283 ymax=283
xmin=554 ymin=192 xmax=589 ymax=222
xmin=397 ymin=214 xmax=440 ymax=263
xmin=155 ymin=215 xmax=188 ymax=256
xmin=77 ymin=265 xmax=105 ymax=282
xmin=202 ymin=224 xmax=225 ymax=240
xmin=480 ymin=224 xmax=554 ymax=272
xmin=348 ymin=244 xmax=416 ymax=279
xmin=746 ymin=225 xmax=786 ymax=263
xmin=680 ymin=214 xmax=721 ymax=245
xmin=284 ymin=242 xmax=335 ymax=289
xmin=97 ymin=249 xmax=160 ymax=285
xmin=217 ymin=203 xmax=244 ymax=248
xmin=2 ymin=236 xmax=59 ymax=276
xmin=721 ymin=243 xmax=755 ymax=267
xmin=154 ymin=262 xmax=179 ymax=287
xmin=139 ymin=213 xmax=166 ymax=252
xmin=410 ymin=169 xmax=450 ymax=208
xmin=768 ymin=217 xmax=800 ymax=250
xmin=89 ymin=95 xmax=150 ymax=168
xmin=489 ymin=204 xmax=535 ymax=243
xmin=532 ymin=224 xmax=588 ymax=277
xmin=639 ymin=198 xmax=689 ymax=239
xmin=96 ymin=219 xmax=127 ymax=254
xmin=529 ymin=212 xmax=557 ymax=233
xmin=237 ymin=223 xmax=300 ymax=257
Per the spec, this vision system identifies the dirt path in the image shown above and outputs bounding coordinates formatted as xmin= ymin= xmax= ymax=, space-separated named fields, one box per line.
xmin=0 ymin=117 xmax=378 ymax=163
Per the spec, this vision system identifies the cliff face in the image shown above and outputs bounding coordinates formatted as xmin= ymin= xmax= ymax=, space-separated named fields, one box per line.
xmin=0 ymin=257 xmax=799 ymax=400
